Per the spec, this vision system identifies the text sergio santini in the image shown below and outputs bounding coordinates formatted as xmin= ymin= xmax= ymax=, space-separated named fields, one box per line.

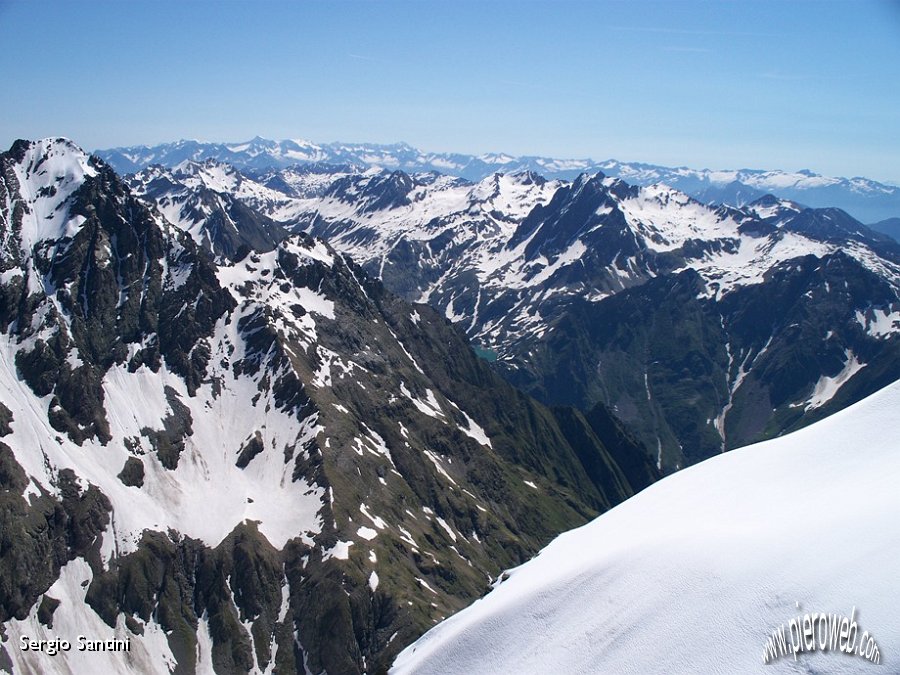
xmin=19 ymin=634 xmax=131 ymax=655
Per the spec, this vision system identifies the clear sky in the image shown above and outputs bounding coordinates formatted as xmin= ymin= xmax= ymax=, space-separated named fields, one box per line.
xmin=2 ymin=0 xmax=899 ymax=182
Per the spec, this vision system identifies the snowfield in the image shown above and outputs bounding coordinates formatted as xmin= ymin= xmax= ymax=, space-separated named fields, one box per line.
xmin=393 ymin=380 xmax=900 ymax=674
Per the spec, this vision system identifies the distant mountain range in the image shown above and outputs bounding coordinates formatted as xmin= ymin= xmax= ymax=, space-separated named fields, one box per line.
xmin=96 ymin=137 xmax=900 ymax=226
xmin=870 ymin=217 xmax=900 ymax=242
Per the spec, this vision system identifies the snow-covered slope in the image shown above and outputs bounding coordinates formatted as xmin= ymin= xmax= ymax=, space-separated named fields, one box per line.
xmin=127 ymin=160 xmax=289 ymax=260
xmin=600 ymin=160 xmax=900 ymax=224
xmin=393 ymin=378 xmax=900 ymax=674
xmin=135 ymin=163 xmax=900 ymax=331
xmin=287 ymin=172 xmax=900 ymax=470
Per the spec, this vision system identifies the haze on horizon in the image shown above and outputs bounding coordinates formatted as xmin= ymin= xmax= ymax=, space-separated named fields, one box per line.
xmin=2 ymin=0 xmax=899 ymax=183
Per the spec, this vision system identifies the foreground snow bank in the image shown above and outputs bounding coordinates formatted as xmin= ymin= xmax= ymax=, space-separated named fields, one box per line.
xmin=393 ymin=380 xmax=900 ymax=674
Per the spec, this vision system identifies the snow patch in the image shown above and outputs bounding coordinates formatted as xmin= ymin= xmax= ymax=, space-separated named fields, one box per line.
xmin=805 ymin=351 xmax=866 ymax=411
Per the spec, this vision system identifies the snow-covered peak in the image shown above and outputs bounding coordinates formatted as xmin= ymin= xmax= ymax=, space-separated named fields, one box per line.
xmin=1 ymin=137 xmax=100 ymax=261
xmin=467 ymin=171 xmax=558 ymax=220
xmin=135 ymin=158 xmax=285 ymax=205
xmin=170 ymin=157 xmax=245 ymax=193
xmin=286 ymin=137 xmax=319 ymax=149
xmin=616 ymin=182 xmax=743 ymax=252
xmin=532 ymin=156 xmax=594 ymax=173
xmin=96 ymin=137 xmax=900 ymax=222
xmin=8 ymin=136 xmax=97 ymax=196
xmin=275 ymin=138 xmax=329 ymax=163
xmin=11 ymin=136 xmax=94 ymax=171
xmin=127 ymin=162 xmax=292 ymax=261
xmin=478 ymin=153 xmax=516 ymax=165
xmin=746 ymin=193 xmax=805 ymax=223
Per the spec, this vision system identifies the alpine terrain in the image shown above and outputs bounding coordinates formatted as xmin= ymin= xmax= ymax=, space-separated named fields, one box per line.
xmin=0 ymin=139 xmax=655 ymax=674
xmin=5 ymin=1 xmax=897 ymax=674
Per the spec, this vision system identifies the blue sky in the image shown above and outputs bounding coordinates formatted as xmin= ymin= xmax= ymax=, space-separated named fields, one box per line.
xmin=2 ymin=0 xmax=899 ymax=181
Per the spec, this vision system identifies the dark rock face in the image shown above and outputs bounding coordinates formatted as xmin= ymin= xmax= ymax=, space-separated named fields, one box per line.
xmin=36 ymin=595 xmax=60 ymax=629
xmin=197 ymin=240 xmax=659 ymax=674
xmin=117 ymin=457 xmax=145 ymax=488
xmin=0 ymin=404 xmax=13 ymax=438
xmin=141 ymin=387 xmax=194 ymax=470
xmin=131 ymin=161 xmax=290 ymax=262
xmin=120 ymin=148 xmax=900 ymax=473
xmin=291 ymin=171 xmax=900 ymax=473
xmin=499 ymin=252 xmax=900 ymax=469
xmin=235 ymin=432 xmax=264 ymax=469
xmin=85 ymin=525 xmax=295 ymax=675
xmin=0 ymin=445 xmax=111 ymax=623
xmin=1 ymin=146 xmax=234 ymax=448
xmin=18 ymin=135 xmax=899 ymax=671
xmin=325 ymin=170 xmax=416 ymax=213
xmin=7 ymin=136 xmax=895 ymax=671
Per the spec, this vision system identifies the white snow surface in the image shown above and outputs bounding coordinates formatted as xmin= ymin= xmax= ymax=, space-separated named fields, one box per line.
xmin=803 ymin=350 xmax=866 ymax=411
xmin=6 ymin=138 xmax=97 ymax=252
xmin=0 ymin=320 xmax=325 ymax=556
xmin=855 ymin=307 xmax=900 ymax=339
xmin=393 ymin=379 xmax=900 ymax=674
xmin=102 ymin=137 xmax=899 ymax=202
xmin=0 ymin=138 xmax=98 ymax=295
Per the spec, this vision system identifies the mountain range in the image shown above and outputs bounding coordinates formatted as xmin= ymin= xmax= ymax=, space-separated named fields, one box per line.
xmin=2 ymin=136 xmax=899 ymax=674
xmin=125 ymin=157 xmax=900 ymax=471
xmin=0 ymin=139 xmax=654 ymax=674
xmin=96 ymin=137 xmax=900 ymax=226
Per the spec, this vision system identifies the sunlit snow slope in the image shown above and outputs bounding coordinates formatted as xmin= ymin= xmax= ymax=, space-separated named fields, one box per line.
xmin=393 ymin=379 xmax=900 ymax=674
